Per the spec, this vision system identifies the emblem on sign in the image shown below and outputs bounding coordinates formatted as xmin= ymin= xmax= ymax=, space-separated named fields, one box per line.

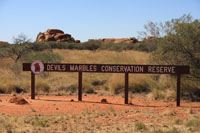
xmin=31 ymin=60 xmax=44 ymax=75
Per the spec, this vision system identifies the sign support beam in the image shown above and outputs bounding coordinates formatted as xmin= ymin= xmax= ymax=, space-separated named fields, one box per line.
xmin=177 ymin=74 xmax=181 ymax=107
xmin=78 ymin=72 xmax=82 ymax=101
xmin=31 ymin=72 xmax=35 ymax=99
xmin=125 ymin=73 xmax=129 ymax=104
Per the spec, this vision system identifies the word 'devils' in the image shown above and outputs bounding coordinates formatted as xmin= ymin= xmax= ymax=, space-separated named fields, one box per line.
xmin=47 ymin=64 xmax=66 ymax=71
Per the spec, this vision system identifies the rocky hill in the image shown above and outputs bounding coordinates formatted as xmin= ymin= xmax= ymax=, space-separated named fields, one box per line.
xmin=36 ymin=29 xmax=80 ymax=43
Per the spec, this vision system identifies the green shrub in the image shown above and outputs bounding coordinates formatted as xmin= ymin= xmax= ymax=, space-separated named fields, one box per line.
xmin=58 ymin=85 xmax=77 ymax=93
xmin=152 ymin=129 xmax=165 ymax=133
xmin=8 ymin=85 xmax=25 ymax=93
xmin=109 ymin=74 xmax=151 ymax=95
xmin=0 ymin=41 xmax=10 ymax=48
xmin=0 ymin=37 xmax=159 ymax=53
xmin=0 ymin=48 xmax=9 ymax=58
xmin=36 ymin=40 xmax=101 ymax=50
xmin=4 ymin=123 xmax=13 ymax=133
xmin=180 ymin=79 xmax=200 ymax=101
xmin=173 ymin=118 xmax=183 ymax=125
xmin=79 ymin=40 xmax=101 ymax=50
xmin=111 ymin=84 xmax=124 ymax=95
xmin=49 ymin=42 xmax=76 ymax=49
xmin=85 ymin=88 xmax=96 ymax=94
xmin=83 ymin=83 xmax=96 ymax=94
xmin=0 ymin=87 xmax=6 ymax=93
xmin=91 ymin=80 xmax=106 ymax=86
xmin=5 ymin=84 xmax=28 ymax=94
xmin=37 ymin=120 xmax=49 ymax=127
xmin=36 ymin=82 xmax=51 ymax=93
xmin=24 ymin=51 xmax=63 ymax=63
xmin=135 ymin=122 xmax=147 ymax=131
xmin=152 ymin=88 xmax=165 ymax=100
xmin=166 ymin=127 xmax=180 ymax=133
xmin=153 ymin=127 xmax=180 ymax=133
xmin=186 ymin=119 xmax=200 ymax=128
xmin=30 ymin=42 xmax=51 ymax=51
xmin=133 ymin=40 xmax=158 ymax=52
xmin=148 ymin=15 xmax=200 ymax=101
xmin=25 ymin=38 xmax=159 ymax=52
xmin=100 ymin=42 xmax=132 ymax=51
xmin=129 ymin=83 xmax=150 ymax=93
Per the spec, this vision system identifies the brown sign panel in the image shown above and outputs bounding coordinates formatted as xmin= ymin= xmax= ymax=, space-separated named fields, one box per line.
xmin=23 ymin=63 xmax=190 ymax=74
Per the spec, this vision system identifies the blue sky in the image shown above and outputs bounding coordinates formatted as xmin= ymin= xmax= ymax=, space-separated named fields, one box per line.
xmin=0 ymin=0 xmax=199 ymax=43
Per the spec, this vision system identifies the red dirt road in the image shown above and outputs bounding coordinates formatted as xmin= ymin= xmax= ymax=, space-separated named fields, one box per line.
xmin=0 ymin=95 xmax=200 ymax=122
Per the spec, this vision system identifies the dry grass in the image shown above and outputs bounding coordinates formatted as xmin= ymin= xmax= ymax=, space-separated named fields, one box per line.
xmin=54 ymin=49 xmax=150 ymax=64
xmin=0 ymin=49 xmax=179 ymax=102
xmin=0 ymin=108 xmax=199 ymax=133
xmin=52 ymin=49 xmax=153 ymax=95
xmin=0 ymin=50 xmax=151 ymax=95
xmin=0 ymin=49 xmax=199 ymax=132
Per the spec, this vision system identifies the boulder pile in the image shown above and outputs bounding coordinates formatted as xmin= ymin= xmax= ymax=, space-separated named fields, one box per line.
xmin=102 ymin=37 xmax=138 ymax=44
xmin=37 ymin=29 xmax=80 ymax=43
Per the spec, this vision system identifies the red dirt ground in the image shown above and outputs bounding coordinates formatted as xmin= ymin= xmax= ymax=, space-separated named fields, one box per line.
xmin=0 ymin=95 xmax=200 ymax=123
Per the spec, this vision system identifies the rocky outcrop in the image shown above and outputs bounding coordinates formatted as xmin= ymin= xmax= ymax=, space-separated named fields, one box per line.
xmin=9 ymin=96 xmax=29 ymax=105
xmin=46 ymin=29 xmax=64 ymax=34
xmin=37 ymin=29 xmax=80 ymax=43
xmin=102 ymin=37 xmax=138 ymax=44
xmin=146 ymin=36 xmax=156 ymax=40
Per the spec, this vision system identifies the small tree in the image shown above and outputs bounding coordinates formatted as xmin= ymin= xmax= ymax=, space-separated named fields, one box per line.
xmin=4 ymin=34 xmax=32 ymax=76
xmin=141 ymin=14 xmax=200 ymax=100
xmin=8 ymin=33 xmax=31 ymax=63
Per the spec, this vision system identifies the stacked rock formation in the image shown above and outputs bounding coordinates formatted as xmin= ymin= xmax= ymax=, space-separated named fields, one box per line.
xmin=37 ymin=29 xmax=80 ymax=43
xmin=102 ymin=37 xmax=138 ymax=44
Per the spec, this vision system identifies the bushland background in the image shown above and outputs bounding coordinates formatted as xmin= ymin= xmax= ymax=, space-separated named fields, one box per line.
xmin=0 ymin=14 xmax=199 ymax=101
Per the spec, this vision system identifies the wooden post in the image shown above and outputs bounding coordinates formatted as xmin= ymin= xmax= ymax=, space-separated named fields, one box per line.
xmin=31 ymin=72 xmax=35 ymax=99
xmin=125 ymin=73 xmax=129 ymax=104
xmin=78 ymin=72 xmax=82 ymax=101
xmin=177 ymin=74 xmax=181 ymax=107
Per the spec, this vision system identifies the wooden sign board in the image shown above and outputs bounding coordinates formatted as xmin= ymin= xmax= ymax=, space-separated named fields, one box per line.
xmin=23 ymin=63 xmax=189 ymax=74
xmin=23 ymin=63 xmax=190 ymax=106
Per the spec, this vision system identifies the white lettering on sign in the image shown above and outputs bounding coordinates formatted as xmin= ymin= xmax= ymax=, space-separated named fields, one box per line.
xmin=101 ymin=65 xmax=144 ymax=73
xmin=148 ymin=66 xmax=175 ymax=73
xmin=47 ymin=64 xmax=66 ymax=71
xmin=69 ymin=65 xmax=97 ymax=72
